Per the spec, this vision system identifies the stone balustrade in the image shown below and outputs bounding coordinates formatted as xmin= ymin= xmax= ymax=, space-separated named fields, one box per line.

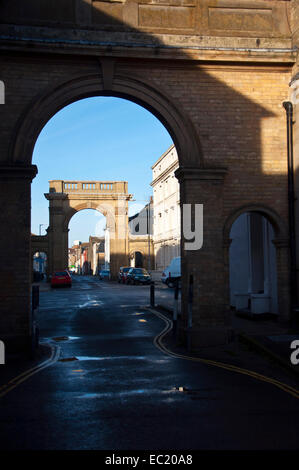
xmin=49 ymin=180 xmax=128 ymax=194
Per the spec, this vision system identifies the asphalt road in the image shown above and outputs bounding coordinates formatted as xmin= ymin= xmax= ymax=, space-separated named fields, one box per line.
xmin=0 ymin=275 xmax=299 ymax=450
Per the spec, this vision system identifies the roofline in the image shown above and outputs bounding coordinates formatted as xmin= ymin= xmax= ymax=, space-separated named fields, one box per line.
xmin=151 ymin=144 xmax=175 ymax=169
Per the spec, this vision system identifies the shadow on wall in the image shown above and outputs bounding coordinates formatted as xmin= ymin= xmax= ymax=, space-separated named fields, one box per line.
xmin=154 ymin=242 xmax=180 ymax=272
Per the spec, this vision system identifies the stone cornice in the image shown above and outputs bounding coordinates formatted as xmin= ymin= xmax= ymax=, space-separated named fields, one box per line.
xmin=44 ymin=193 xmax=68 ymax=201
xmin=151 ymin=161 xmax=179 ymax=187
xmin=272 ymin=238 xmax=289 ymax=248
xmin=45 ymin=192 xmax=132 ymax=201
xmin=175 ymin=167 xmax=227 ymax=182
xmin=0 ymin=165 xmax=37 ymax=180
xmin=0 ymin=26 xmax=295 ymax=64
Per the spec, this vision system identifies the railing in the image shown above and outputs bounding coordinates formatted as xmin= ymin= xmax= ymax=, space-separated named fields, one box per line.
xmin=64 ymin=182 xmax=114 ymax=192
xmin=49 ymin=180 xmax=128 ymax=193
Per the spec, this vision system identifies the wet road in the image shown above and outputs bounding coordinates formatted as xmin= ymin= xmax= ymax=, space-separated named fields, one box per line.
xmin=0 ymin=276 xmax=299 ymax=450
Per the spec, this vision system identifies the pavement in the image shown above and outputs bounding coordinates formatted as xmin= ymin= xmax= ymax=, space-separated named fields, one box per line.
xmin=155 ymin=298 xmax=299 ymax=379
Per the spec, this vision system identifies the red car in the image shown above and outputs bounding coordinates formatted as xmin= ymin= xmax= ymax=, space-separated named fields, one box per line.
xmin=118 ymin=266 xmax=131 ymax=284
xmin=51 ymin=270 xmax=72 ymax=288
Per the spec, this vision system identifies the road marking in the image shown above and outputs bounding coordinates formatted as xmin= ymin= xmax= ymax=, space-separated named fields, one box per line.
xmin=0 ymin=343 xmax=60 ymax=399
xmin=146 ymin=308 xmax=299 ymax=400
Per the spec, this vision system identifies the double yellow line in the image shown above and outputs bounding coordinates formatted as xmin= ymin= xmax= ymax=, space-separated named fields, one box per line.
xmin=1 ymin=313 xmax=298 ymax=401
xmin=0 ymin=344 xmax=60 ymax=399
xmin=148 ymin=308 xmax=299 ymax=400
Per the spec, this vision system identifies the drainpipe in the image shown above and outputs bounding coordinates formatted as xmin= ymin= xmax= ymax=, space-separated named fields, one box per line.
xmin=283 ymin=101 xmax=297 ymax=323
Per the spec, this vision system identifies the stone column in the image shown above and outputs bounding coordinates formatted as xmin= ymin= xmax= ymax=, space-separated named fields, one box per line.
xmin=175 ymin=167 xmax=231 ymax=348
xmin=0 ymin=165 xmax=37 ymax=352
xmin=109 ymin=199 xmax=129 ymax=279
xmin=45 ymin=192 xmax=69 ymax=274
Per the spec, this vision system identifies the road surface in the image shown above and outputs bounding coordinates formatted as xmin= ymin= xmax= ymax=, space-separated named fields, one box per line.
xmin=0 ymin=276 xmax=298 ymax=450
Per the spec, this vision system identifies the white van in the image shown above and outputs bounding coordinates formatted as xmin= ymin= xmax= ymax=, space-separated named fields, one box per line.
xmin=161 ymin=257 xmax=181 ymax=287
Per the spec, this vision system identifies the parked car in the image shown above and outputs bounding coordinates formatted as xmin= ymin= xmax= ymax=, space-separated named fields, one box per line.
xmin=126 ymin=268 xmax=151 ymax=285
xmin=51 ymin=270 xmax=72 ymax=288
xmin=118 ymin=266 xmax=131 ymax=283
xmin=99 ymin=269 xmax=110 ymax=280
xmin=161 ymin=256 xmax=181 ymax=287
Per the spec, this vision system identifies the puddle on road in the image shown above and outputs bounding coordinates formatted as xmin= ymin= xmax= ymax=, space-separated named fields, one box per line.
xmin=79 ymin=300 xmax=104 ymax=308
xmin=53 ymin=336 xmax=70 ymax=342
xmin=59 ymin=357 xmax=78 ymax=362
xmin=75 ymin=356 xmax=104 ymax=361
xmin=59 ymin=356 xmax=170 ymax=364
xmin=77 ymin=389 xmax=174 ymax=399
xmin=52 ymin=336 xmax=80 ymax=342
xmin=58 ymin=355 xmax=170 ymax=363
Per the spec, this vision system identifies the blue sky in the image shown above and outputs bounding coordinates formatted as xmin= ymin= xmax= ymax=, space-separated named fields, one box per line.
xmin=32 ymin=97 xmax=173 ymax=244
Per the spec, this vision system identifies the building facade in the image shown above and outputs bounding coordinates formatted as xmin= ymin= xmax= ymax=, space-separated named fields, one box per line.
xmin=151 ymin=146 xmax=180 ymax=271
xmin=129 ymin=201 xmax=154 ymax=269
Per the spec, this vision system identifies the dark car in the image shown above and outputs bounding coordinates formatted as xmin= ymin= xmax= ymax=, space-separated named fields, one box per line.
xmin=118 ymin=266 xmax=131 ymax=284
xmin=126 ymin=268 xmax=151 ymax=285
xmin=51 ymin=270 xmax=72 ymax=288
xmin=99 ymin=269 xmax=110 ymax=280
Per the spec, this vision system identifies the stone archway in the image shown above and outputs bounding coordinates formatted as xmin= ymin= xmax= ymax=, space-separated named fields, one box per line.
xmin=3 ymin=72 xmax=208 ymax=351
xmin=45 ymin=180 xmax=131 ymax=279
xmin=10 ymin=71 xmax=203 ymax=168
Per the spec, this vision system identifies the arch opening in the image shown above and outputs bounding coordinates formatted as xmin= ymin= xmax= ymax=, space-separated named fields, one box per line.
xmin=32 ymin=95 xmax=176 ymax=279
xmin=68 ymin=208 xmax=107 ymax=275
xmin=130 ymin=251 xmax=144 ymax=268
xmin=32 ymin=251 xmax=48 ymax=282
xmin=229 ymin=211 xmax=279 ymax=316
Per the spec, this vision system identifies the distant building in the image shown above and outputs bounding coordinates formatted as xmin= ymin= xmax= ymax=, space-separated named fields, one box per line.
xmin=129 ymin=201 xmax=153 ymax=236
xmin=88 ymin=236 xmax=105 ymax=274
xmin=33 ymin=252 xmax=47 ymax=274
xmin=128 ymin=201 xmax=154 ymax=269
xmin=69 ymin=237 xmax=105 ymax=274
